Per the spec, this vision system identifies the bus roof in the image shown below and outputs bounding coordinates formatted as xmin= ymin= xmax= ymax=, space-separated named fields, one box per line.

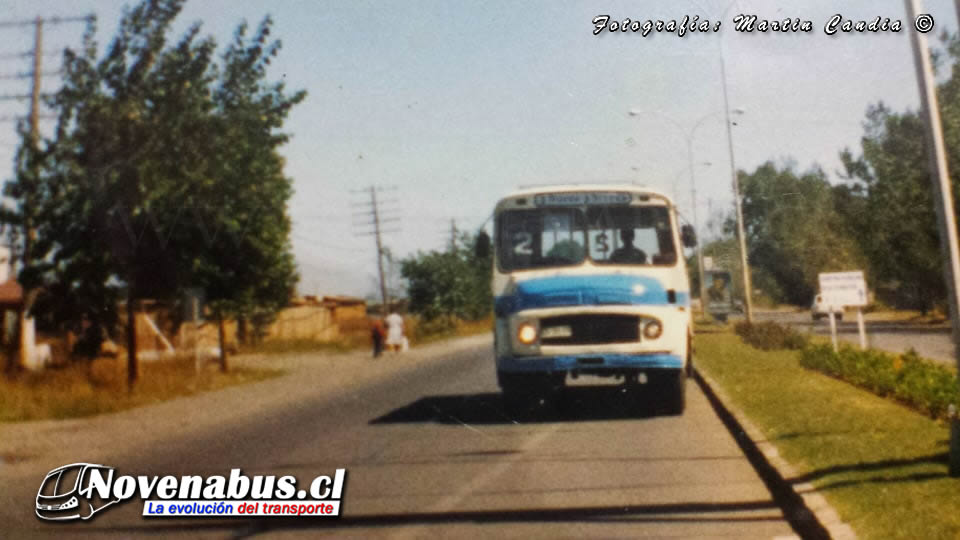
xmin=498 ymin=184 xmax=673 ymax=204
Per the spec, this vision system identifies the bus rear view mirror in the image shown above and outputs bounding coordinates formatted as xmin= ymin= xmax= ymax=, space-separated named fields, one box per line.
xmin=475 ymin=231 xmax=491 ymax=259
xmin=681 ymin=225 xmax=697 ymax=248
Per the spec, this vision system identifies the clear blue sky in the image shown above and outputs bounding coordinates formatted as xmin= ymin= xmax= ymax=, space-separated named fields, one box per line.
xmin=0 ymin=0 xmax=955 ymax=297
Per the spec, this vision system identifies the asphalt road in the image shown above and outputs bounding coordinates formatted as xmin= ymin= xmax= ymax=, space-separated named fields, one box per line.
xmin=1 ymin=336 xmax=801 ymax=539
xmin=753 ymin=311 xmax=957 ymax=366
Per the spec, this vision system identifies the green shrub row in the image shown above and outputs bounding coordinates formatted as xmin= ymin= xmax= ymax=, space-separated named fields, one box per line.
xmin=799 ymin=344 xmax=959 ymax=420
xmin=733 ymin=321 xmax=809 ymax=350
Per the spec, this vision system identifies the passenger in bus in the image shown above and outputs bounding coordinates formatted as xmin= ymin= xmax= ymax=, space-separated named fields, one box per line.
xmin=609 ymin=229 xmax=647 ymax=263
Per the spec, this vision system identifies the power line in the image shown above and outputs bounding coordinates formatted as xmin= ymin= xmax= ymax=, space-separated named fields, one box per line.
xmin=0 ymin=70 xmax=59 ymax=80
xmin=291 ymin=232 xmax=367 ymax=254
xmin=0 ymin=15 xmax=94 ymax=28
xmin=0 ymin=113 xmax=54 ymax=123
xmin=352 ymin=185 xmax=400 ymax=308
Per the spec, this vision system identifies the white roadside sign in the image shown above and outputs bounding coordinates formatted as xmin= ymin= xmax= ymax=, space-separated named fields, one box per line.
xmin=818 ymin=271 xmax=867 ymax=308
xmin=818 ymin=270 xmax=869 ymax=352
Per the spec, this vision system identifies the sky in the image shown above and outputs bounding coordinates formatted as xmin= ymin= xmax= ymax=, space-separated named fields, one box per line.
xmin=0 ymin=0 xmax=956 ymax=299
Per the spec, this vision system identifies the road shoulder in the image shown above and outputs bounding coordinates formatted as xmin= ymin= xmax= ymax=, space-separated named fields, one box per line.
xmin=0 ymin=333 xmax=492 ymax=478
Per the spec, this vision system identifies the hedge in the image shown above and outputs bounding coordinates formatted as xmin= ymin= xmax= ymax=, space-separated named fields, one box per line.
xmin=799 ymin=344 xmax=959 ymax=420
xmin=733 ymin=321 xmax=809 ymax=351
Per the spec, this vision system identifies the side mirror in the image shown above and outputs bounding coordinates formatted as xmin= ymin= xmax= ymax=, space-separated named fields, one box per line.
xmin=475 ymin=230 xmax=491 ymax=259
xmin=681 ymin=225 xmax=697 ymax=248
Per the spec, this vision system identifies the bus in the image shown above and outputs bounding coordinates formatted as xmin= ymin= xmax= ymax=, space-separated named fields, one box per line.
xmin=477 ymin=184 xmax=697 ymax=416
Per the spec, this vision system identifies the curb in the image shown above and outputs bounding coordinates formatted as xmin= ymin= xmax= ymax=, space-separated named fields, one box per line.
xmin=695 ymin=368 xmax=857 ymax=540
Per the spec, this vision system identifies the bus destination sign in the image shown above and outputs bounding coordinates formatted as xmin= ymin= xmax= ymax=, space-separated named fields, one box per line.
xmin=533 ymin=192 xmax=632 ymax=207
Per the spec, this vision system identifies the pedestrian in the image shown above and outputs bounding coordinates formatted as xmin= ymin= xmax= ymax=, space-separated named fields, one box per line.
xmin=385 ymin=310 xmax=405 ymax=353
xmin=371 ymin=316 xmax=386 ymax=358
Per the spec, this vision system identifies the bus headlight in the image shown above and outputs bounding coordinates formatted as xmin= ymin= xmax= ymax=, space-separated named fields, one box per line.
xmin=517 ymin=322 xmax=538 ymax=345
xmin=643 ymin=320 xmax=663 ymax=340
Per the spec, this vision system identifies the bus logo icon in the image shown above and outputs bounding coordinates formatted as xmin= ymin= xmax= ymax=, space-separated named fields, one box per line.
xmin=36 ymin=463 xmax=120 ymax=521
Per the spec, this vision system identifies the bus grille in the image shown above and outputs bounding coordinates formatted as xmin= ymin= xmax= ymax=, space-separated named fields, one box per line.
xmin=539 ymin=314 xmax=640 ymax=345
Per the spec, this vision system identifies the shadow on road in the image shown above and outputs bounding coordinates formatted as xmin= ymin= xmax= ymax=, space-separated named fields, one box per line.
xmin=369 ymin=386 xmax=672 ymax=425
xmin=79 ymin=500 xmax=787 ymax=536
xmin=787 ymin=451 xmax=949 ymax=491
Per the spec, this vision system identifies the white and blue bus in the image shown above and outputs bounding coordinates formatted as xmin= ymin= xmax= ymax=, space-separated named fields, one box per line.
xmin=480 ymin=184 xmax=697 ymax=415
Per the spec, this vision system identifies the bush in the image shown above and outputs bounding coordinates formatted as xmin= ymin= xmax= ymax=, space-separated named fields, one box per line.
xmin=800 ymin=344 xmax=959 ymax=420
xmin=733 ymin=321 xmax=808 ymax=350
xmin=410 ymin=315 xmax=457 ymax=341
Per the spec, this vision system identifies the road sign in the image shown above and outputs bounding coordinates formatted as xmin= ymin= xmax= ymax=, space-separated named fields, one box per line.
xmin=818 ymin=271 xmax=867 ymax=308
xmin=703 ymin=256 xmax=714 ymax=271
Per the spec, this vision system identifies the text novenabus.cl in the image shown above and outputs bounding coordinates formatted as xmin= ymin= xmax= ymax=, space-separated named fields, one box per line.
xmin=36 ymin=463 xmax=347 ymax=521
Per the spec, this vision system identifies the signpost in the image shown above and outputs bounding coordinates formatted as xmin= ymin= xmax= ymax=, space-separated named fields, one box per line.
xmin=818 ymin=271 xmax=868 ymax=351
xmin=706 ymin=269 xmax=734 ymax=322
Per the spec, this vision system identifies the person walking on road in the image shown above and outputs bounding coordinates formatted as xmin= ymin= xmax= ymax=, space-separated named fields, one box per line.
xmin=371 ymin=316 xmax=386 ymax=358
xmin=385 ymin=310 xmax=405 ymax=353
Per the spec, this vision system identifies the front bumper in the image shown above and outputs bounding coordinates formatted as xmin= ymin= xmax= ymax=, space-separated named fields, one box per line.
xmin=497 ymin=352 xmax=684 ymax=373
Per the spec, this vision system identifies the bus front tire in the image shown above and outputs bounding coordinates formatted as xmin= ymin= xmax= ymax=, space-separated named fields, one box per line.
xmin=648 ymin=369 xmax=686 ymax=416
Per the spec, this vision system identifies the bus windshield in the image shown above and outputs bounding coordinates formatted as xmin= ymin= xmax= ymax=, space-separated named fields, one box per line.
xmin=496 ymin=204 xmax=676 ymax=271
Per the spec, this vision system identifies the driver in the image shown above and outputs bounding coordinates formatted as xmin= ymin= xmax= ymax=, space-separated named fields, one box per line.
xmin=609 ymin=229 xmax=646 ymax=263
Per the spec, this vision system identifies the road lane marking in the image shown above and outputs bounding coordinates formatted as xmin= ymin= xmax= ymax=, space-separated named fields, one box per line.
xmin=390 ymin=422 xmax=561 ymax=540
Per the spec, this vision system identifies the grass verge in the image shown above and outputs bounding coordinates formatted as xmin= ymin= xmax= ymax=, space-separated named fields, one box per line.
xmin=0 ymin=356 xmax=283 ymax=422
xmin=696 ymin=331 xmax=959 ymax=540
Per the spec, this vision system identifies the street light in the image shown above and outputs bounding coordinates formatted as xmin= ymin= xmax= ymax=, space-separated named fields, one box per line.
xmin=666 ymin=162 xmax=710 ymax=211
xmin=687 ymin=0 xmax=755 ymax=322
xmin=720 ymin=47 xmax=754 ymax=323
xmin=628 ymin=109 xmax=720 ymax=316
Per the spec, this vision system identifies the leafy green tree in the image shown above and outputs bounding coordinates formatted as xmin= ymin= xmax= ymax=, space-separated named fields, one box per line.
xmin=833 ymin=34 xmax=960 ymax=313
xmin=2 ymin=0 xmax=302 ymax=378
xmin=193 ymin=17 xmax=304 ymax=367
xmin=739 ymin=162 xmax=866 ymax=305
xmin=401 ymin=231 xmax=492 ymax=322
xmin=839 ymin=105 xmax=946 ymax=312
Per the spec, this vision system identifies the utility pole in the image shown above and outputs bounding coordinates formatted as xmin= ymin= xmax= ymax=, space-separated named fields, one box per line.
xmin=352 ymin=185 xmax=399 ymax=311
xmin=19 ymin=18 xmax=42 ymax=371
xmin=29 ymin=17 xmax=41 ymax=137
xmin=0 ymin=14 xmax=92 ymax=371
xmin=371 ymin=187 xmax=388 ymax=310
xmin=907 ymin=0 xmax=960 ymax=476
xmin=450 ymin=218 xmax=457 ymax=252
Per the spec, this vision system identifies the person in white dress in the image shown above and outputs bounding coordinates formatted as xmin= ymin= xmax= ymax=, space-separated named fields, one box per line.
xmin=385 ymin=311 xmax=405 ymax=353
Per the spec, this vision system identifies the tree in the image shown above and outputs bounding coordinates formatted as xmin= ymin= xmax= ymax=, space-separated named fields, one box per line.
xmin=840 ymin=105 xmax=946 ymax=312
xmin=401 ymin=231 xmax=492 ymax=322
xmin=833 ymin=33 xmax=960 ymax=313
xmin=739 ymin=162 xmax=866 ymax=305
xmin=193 ymin=17 xmax=304 ymax=368
xmin=1 ymin=0 xmax=303 ymax=378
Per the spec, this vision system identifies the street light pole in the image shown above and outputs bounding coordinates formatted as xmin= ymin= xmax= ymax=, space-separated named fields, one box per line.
xmin=907 ymin=0 xmax=960 ymax=477
xmin=686 ymin=137 xmax=709 ymax=317
xmin=691 ymin=0 xmax=755 ymax=322
xmin=629 ymin=109 xmax=718 ymax=316
xmin=720 ymin=52 xmax=754 ymax=323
